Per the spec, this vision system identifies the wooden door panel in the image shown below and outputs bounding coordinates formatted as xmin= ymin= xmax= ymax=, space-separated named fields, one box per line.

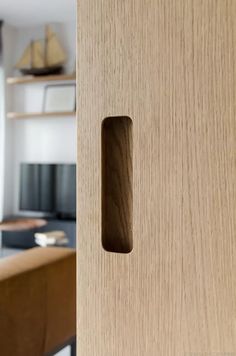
xmin=77 ymin=1 xmax=236 ymax=354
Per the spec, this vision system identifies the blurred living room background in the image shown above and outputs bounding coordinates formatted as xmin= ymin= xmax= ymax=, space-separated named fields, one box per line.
xmin=0 ymin=1 xmax=76 ymax=355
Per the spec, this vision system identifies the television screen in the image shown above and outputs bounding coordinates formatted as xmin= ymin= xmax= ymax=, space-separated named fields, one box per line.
xmin=20 ymin=163 xmax=76 ymax=219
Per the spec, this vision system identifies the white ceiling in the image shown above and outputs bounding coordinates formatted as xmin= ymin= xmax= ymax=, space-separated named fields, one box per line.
xmin=0 ymin=0 xmax=76 ymax=27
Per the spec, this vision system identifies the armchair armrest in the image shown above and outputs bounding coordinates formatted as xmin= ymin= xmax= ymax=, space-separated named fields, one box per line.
xmin=0 ymin=247 xmax=76 ymax=356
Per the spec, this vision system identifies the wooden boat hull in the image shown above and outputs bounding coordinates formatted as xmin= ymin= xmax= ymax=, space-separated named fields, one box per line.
xmin=20 ymin=65 xmax=63 ymax=76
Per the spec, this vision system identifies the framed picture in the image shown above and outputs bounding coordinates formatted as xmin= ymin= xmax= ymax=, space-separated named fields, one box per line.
xmin=43 ymin=84 xmax=76 ymax=113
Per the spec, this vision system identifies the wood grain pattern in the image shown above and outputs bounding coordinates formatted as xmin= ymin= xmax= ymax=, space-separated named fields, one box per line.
xmin=102 ymin=116 xmax=133 ymax=253
xmin=77 ymin=0 xmax=236 ymax=354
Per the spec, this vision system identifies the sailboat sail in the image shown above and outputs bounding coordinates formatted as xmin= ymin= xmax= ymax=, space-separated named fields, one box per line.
xmin=46 ymin=26 xmax=66 ymax=66
xmin=31 ymin=40 xmax=44 ymax=68
xmin=16 ymin=40 xmax=45 ymax=69
xmin=15 ymin=45 xmax=31 ymax=69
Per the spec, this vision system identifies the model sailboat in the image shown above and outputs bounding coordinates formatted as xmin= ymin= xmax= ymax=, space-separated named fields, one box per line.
xmin=15 ymin=26 xmax=67 ymax=76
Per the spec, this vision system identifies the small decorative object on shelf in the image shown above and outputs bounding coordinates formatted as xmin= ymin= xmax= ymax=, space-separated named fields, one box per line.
xmin=35 ymin=230 xmax=69 ymax=247
xmin=15 ymin=25 xmax=67 ymax=76
xmin=43 ymin=84 xmax=76 ymax=113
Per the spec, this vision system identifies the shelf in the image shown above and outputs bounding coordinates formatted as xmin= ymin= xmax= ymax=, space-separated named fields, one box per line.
xmin=7 ymin=112 xmax=76 ymax=119
xmin=7 ymin=73 xmax=76 ymax=85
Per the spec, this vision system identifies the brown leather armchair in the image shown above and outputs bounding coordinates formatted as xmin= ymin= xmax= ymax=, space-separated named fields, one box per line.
xmin=0 ymin=247 xmax=76 ymax=356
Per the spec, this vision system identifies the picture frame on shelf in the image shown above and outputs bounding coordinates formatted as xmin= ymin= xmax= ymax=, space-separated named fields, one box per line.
xmin=43 ymin=84 xmax=76 ymax=113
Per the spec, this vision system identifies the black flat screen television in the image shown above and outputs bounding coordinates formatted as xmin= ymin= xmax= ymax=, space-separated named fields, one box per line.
xmin=20 ymin=163 xmax=76 ymax=219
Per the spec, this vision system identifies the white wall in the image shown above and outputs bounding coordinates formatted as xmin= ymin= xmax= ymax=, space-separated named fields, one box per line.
xmin=0 ymin=0 xmax=76 ymax=27
xmin=2 ymin=24 xmax=17 ymax=217
xmin=2 ymin=22 xmax=76 ymax=216
xmin=0 ymin=66 xmax=5 ymax=220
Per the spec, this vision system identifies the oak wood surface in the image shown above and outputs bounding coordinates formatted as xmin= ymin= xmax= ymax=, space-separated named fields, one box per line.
xmin=77 ymin=1 xmax=236 ymax=354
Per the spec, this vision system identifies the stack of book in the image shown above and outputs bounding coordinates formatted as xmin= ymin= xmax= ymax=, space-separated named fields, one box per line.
xmin=34 ymin=230 xmax=69 ymax=247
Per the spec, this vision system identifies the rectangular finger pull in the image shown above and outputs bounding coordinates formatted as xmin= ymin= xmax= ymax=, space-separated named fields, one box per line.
xmin=102 ymin=116 xmax=133 ymax=253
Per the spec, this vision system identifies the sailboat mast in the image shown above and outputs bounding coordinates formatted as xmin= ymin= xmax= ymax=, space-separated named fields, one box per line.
xmin=44 ymin=25 xmax=49 ymax=67
xmin=30 ymin=40 xmax=33 ymax=68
